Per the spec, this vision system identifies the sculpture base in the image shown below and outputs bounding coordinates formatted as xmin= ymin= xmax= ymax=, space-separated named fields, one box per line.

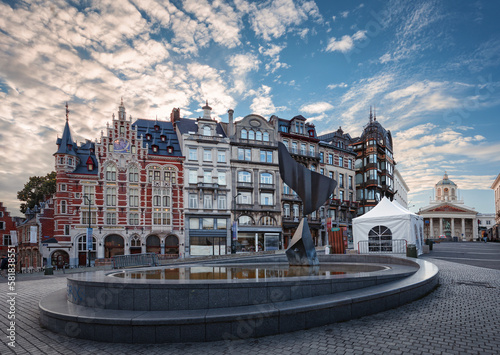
xmin=286 ymin=217 xmax=319 ymax=266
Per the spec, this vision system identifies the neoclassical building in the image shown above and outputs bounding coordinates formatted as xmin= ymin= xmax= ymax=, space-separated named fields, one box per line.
xmin=418 ymin=173 xmax=478 ymax=241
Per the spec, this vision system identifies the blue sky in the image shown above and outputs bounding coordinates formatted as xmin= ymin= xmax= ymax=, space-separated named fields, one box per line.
xmin=1 ymin=0 xmax=499 ymax=216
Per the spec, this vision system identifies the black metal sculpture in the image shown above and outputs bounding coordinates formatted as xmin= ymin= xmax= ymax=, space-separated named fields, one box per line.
xmin=278 ymin=142 xmax=337 ymax=265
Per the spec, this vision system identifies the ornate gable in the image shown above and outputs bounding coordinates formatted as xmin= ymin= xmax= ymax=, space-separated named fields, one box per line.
xmin=422 ymin=203 xmax=476 ymax=214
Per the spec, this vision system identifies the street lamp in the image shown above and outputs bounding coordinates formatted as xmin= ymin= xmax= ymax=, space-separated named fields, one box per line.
xmin=83 ymin=195 xmax=92 ymax=267
xmin=232 ymin=192 xmax=241 ymax=254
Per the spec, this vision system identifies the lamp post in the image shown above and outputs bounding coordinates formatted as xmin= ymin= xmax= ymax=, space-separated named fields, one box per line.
xmin=83 ymin=195 xmax=92 ymax=267
xmin=232 ymin=192 xmax=241 ymax=254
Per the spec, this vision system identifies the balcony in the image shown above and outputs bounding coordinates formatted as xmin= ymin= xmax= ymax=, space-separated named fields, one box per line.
xmin=187 ymin=134 xmax=228 ymax=144
xmin=197 ymin=182 xmax=219 ymax=189
xmin=237 ymin=181 xmax=254 ymax=189
xmin=259 ymin=183 xmax=275 ymax=190
xmin=288 ymin=148 xmax=321 ymax=161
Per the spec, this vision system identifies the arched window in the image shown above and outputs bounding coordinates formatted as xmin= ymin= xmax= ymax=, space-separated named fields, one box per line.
xmin=130 ymin=236 xmax=141 ymax=247
xmin=203 ymin=125 xmax=211 ymax=136
xmin=238 ymin=171 xmax=252 ymax=182
xmin=263 ymin=132 xmax=269 ymax=141
xmin=368 ymin=225 xmax=392 ymax=252
xmin=78 ymin=235 xmax=96 ymax=251
xmin=238 ymin=215 xmax=254 ymax=225
xmin=241 ymin=129 xmax=247 ymax=139
xmin=248 ymin=130 xmax=255 ymax=140
xmin=283 ymin=203 xmax=290 ymax=217
xmin=260 ymin=173 xmax=272 ymax=184
xmin=256 ymin=131 xmax=262 ymax=140
xmin=106 ymin=165 xmax=116 ymax=181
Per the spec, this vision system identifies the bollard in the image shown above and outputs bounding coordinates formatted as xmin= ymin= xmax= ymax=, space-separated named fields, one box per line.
xmin=406 ymin=244 xmax=418 ymax=258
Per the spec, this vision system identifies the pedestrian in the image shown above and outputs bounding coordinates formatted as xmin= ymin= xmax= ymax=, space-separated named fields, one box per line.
xmin=0 ymin=255 xmax=8 ymax=277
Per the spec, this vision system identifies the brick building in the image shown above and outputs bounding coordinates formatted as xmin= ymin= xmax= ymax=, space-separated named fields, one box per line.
xmin=0 ymin=202 xmax=18 ymax=255
xmin=52 ymin=100 xmax=184 ymax=267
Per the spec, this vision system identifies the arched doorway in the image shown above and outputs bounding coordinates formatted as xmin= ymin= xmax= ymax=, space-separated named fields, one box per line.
xmin=146 ymin=235 xmax=161 ymax=254
xmin=164 ymin=235 xmax=179 ymax=256
xmin=104 ymin=234 xmax=124 ymax=258
xmin=129 ymin=235 xmax=142 ymax=254
xmin=51 ymin=250 xmax=70 ymax=269
xmin=77 ymin=235 xmax=97 ymax=266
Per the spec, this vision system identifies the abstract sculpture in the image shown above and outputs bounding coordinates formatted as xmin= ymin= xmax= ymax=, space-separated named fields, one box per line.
xmin=278 ymin=142 xmax=337 ymax=265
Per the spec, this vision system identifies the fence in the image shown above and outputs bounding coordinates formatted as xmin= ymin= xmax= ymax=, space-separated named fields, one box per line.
xmin=357 ymin=239 xmax=408 ymax=254
xmin=112 ymin=253 xmax=159 ymax=269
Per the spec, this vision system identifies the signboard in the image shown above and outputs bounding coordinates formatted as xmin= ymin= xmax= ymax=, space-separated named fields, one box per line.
xmin=332 ymin=227 xmax=340 ymax=232
xmin=232 ymin=222 xmax=238 ymax=241
xmin=327 ymin=218 xmax=332 ymax=230
xmin=86 ymin=228 xmax=93 ymax=251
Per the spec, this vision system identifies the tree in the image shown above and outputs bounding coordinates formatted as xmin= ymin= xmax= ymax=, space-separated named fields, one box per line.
xmin=17 ymin=171 xmax=57 ymax=214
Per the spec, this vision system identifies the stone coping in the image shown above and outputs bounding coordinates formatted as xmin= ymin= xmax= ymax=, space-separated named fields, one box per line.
xmin=40 ymin=257 xmax=438 ymax=343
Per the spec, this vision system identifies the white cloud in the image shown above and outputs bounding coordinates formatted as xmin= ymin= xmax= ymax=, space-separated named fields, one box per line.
xmin=325 ymin=30 xmax=366 ymax=53
xmin=327 ymin=82 xmax=348 ymax=89
xmin=248 ymin=85 xmax=286 ymax=116
xmin=300 ymin=102 xmax=334 ymax=114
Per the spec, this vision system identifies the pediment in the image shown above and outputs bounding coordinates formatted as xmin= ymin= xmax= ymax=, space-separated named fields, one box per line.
xmin=421 ymin=203 xmax=476 ymax=214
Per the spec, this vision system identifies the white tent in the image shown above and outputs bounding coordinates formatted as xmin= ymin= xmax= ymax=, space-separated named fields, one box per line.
xmin=353 ymin=197 xmax=424 ymax=255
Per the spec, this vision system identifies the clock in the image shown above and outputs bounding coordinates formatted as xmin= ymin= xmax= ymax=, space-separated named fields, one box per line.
xmin=113 ymin=138 xmax=130 ymax=153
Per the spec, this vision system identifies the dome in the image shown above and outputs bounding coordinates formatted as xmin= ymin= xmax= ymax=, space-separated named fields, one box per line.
xmin=436 ymin=172 xmax=457 ymax=186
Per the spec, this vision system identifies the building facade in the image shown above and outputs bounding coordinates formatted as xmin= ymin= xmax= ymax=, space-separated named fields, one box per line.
xmin=175 ymin=103 xmax=232 ymax=256
xmin=223 ymin=112 xmax=282 ymax=252
xmin=350 ymin=110 xmax=396 ymax=215
xmin=52 ymin=100 xmax=184 ymax=267
xmin=393 ymin=168 xmax=410 ymax=209
xmin=317 ymin=127 xmax=358 ymax=247
xmin=0 ymin=202 xmax=18 ymax=256
xmin=491 ymin=173 xmax=500 ymax=240
xmin=418 ymin=172 xmax=478 ymax=241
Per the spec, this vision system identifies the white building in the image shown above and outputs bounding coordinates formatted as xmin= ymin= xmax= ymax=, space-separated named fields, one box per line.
xmin=393 ymin=168 xmax=410 ymax=209
xmin=418 ymin=172 xmax=478 ymax=241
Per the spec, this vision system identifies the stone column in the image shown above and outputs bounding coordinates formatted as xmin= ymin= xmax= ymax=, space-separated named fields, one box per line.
xmin=439 ymin=218 xmax=443 ymax=237
xmin=461 ymin=218 xmax=465 ymax=241
xmin=472 ymin=218 xmax=478 ymax=241
xmin=451 ymin=218 xmax=455 ymax=238
xmin=430 ymin=218 xmax=434 ymax=238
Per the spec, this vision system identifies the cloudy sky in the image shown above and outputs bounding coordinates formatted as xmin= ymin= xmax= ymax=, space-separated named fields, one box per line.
xmin=1 ymin=0 xmax=499 ymax=217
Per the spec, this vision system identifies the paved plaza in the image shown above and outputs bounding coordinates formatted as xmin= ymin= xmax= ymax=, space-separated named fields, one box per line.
xmin=1 ymin=242 xmax=500 ymax=355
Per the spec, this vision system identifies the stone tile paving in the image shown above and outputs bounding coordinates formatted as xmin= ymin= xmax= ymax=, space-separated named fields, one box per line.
xmin=1 ymin=257 xmax=499 ymax=355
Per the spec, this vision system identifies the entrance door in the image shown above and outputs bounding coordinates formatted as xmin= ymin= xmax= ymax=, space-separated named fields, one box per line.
xmin=104 ymin=235 xmax=125 ymax=258
xmin=78 ymin=252 xmax=87 ymax=266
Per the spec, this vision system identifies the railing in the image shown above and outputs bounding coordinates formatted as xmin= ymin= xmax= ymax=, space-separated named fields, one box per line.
xmin=112 ymin=253 xmax=159 ymax=269
xmin=357 ymin=239 xmax=407 ymax=254
xmin=157 ymin=254 xmax=179 ymax=265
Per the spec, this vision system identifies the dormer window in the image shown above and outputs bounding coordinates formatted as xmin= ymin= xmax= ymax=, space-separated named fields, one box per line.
xmin=248 ymin=130 xmax=255 ymax=140
xmin=241 ymin=129 xmax=247 ymax=139
xmin=167 ymin=146 xmax=174 ymax=154
xmin=161 ymin=135 xmax=166 ymax=142
xmin=154 ymin=125 xmax=160 ymax=131
xmin=152 ymin=145 xmax=159 ymax=153
xmin=256 ymin=131 xmax=262 ymax=140
xmin=86 ymin=157 xmax=94 ymax=171
xmin=68 ymin=158 xmax=73 ymax=165
xmin=203 ymin=125 xmax=211 ymax=136
xmin=146 ymin=133 xmax=152 ymax=140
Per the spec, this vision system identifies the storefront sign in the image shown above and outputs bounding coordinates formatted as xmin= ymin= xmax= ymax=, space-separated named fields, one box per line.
xmin=87 ymin=228 xmax=93 ymax=250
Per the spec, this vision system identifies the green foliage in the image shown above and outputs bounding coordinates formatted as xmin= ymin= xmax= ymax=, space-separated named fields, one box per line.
xmin=17 ymin=171 xmax=57 ymax=214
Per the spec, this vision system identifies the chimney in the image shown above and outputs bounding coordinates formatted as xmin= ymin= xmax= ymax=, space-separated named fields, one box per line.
xmin=228 ymin=109 xmax=234 ymax=137
xmin=170 ymin=108 xmax=180 ymax=125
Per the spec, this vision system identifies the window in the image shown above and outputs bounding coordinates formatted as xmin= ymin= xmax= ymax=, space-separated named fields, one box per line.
xmin=328 ymin=154 xmax=333 ymax=165
xmin=153 ymin=188 xmax=170 ymax=208
xmin=309 ymin=145 xmax=315 ymax=157
xmin=339 ymin=156 xmax=343 ymax=167
xmin=106 ymin=212 xmax=116 ymax=225
xmin=189 ymin=170 xmax=197 ymax=184
xmin=189 ymin=218 xmax=199 ymax=229
xmin=203 ymin=194 xmax=213 ymax=209
xmin=189 ymin=148 xmax=197 ymax=160
xmin=188 ymin=194 xmax=198 ymax=208
xmin=0 ymin=222 xmax=4 ymax=230
xmin=339 ymin=190 xmax=344 ymax=200
xmin=129 ymin=166 xmax=139 ymax=182
xmin=349 ymin=176 xmax=353 ymax=189
xmin=240 ymin=129 xmax=247 ymax=139
xmin=248 ymin=130 xmax=255 ymax=140
xmin=106 ymin=165 xmax=116 ymax=181
xmin=238 ymin=192 xmax=252 ymax=204
xmin=238 ymin=216 xmax=253 ymax=225
xmin=129 ymin=213 xmax=139 ymax=225
xmin=203 ymin=171 xmax=211 ymax=183
xmin=61 ymin=200 xmax=67 ymax=214
xmin=238 ymin=148 xmax=251 ymax=161
xmin=129 ymin=188 xmax=139 ymax=207
xmin=256 ymin=131 xmax=262 ymax=140
xmin=283 ymin=140 xmax=289 ymax=150
xmin=283 ymin=183 xmax=290 ymax=194
xmin=283 ymin=203 xmax=290 ymax=217
xmin=153 ymin=211 xmax=171 ymax=225
xmin=260 ymin=150 xmax=272 ymax=163
xmin=203 ymin=125 xmax=211 ymax=136
xmin=311 ymin=165 xmax=316 ymax=172
xmin=106 ymin=187 xmax=116 ymax=206
xmin=61 ymin=184 xmax=66 ymax=191
xmin=260 ymin=216 xmax=276 ymax=226
xmin=293 ymin=204 xmax=299 ymax=217
xmin=348 ymin=159 xmax=352 ymax=169
xmin=218 ymin=172 xmax=226 ymax=185
xmin=368 ymin=225 xmax=393 ymax=252
xmin=320 ymin=168 xmax=324 ymax=175
xmin=261 ymin=193 xmax=273 ymax=205
xmin=217 ymin=150 xmax=226 ymax=163
xmin=164 ymin=169 xmax=176 ymax=184
xmin=292 ymin=142 xmax=298 ymax=154
xmin=329 ymin=171 xmax=334 ymax=179
xmin=339 ymin=174 xmax=344 ymax=188
xmin=260 ymin=173 xmax=273 ymax=184
xmin=368 ymin=154 xmax=377 ymax=164
xmin=131 ymin=145 xmax=136 ymax=154
xmin=81 ymin=212 xmax=96 ymax=225
xmin=300 ymin=143 xmax=306 ymax=155
xmin=203 ymin=149 xmax=212 ymax=162
xmin=64 ymin=225 xmax=70 ymax=235
xmin=263 ymin=132 xmax=269 ymax=141
xmin=349 ymin=192 xmax=353 ymax=201
xmin=320 ymin=152 xmax=324 ymax=163
xmin=3 ymin=234 xmax=12 ymax=246
xmin=238 ymin=171 xmax=252 ymax=182
xmin=202 ymin=218 xmax=214 ymax=229
xmin=217 ymin=195 xmax=226 ymax=209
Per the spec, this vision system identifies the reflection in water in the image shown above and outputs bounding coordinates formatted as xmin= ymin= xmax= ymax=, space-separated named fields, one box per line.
xmin=112 ymin=263 xmax=386 ymax=280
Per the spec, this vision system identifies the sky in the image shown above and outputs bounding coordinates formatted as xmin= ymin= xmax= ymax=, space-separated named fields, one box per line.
xmin=1 ymin=0 xmax=499 ymax=217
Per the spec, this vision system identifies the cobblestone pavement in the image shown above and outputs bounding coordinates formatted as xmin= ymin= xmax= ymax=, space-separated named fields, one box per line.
xmin=1 ymin=256 xmax=499 ymax=355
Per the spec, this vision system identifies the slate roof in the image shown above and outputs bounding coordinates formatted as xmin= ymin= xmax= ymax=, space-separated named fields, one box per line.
xmin=176 ymin=118 xmax=227 ymax=137
xmin=132 ymin=119 xmax=183 ymax=156
xmin=55 ymin=120 xmax=77 ymax=156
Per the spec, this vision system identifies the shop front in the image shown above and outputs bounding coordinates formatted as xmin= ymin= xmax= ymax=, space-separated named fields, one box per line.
xmin=235 ymin=226 xmax=282 ymax=253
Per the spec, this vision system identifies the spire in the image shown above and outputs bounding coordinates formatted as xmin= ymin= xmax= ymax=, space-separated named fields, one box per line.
xmin=66 ymin=102 xmax=69 ymax=122
xmin=202 ymin=100 xmax=212 ymax=120
xmin=118 ymin=97 xmax=126 ymax=120
xmin=369 ymin=106 xmax=373 ymax=123
xmin=373 ymin=105 xmax=377 ymax=121
xmin=55 ymin=103 xmax=77 ymax=156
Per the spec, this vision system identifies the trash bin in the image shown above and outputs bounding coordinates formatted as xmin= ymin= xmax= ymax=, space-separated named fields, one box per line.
xmin=453 ymin=236 xmax=458 ymax=242
xmin=406 ymin=244 xmax=418 ymax=258
xmin=44 ymin=267 xmax=53 ymax=275
xmin=324 ymin=245 xmax=331 ymax=255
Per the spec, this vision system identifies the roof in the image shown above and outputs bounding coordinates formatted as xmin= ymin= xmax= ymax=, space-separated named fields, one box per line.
xmin=176 ymin=118 xmax=227 ymax=137
xmin=353 ymin=197 xmax=414 ymax=221
xmin=55 ymin=120 xmax=77 ymax=156
xmin=436 ymin=172 xmax=456 ymax=186
xmin=132 ymin=119 xmax=182 ymax=156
